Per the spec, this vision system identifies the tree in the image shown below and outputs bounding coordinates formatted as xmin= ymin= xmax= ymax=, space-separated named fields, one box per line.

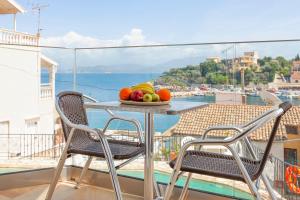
xmin=295 ymin=54 xmax=300 ymax=61
xmin=206 ymin=73 xmax=228 ymax=85
xmin=199 ymin=61 xmax=219 ymax=77
xmin=159 ymin=54 xmax=293 ymax=87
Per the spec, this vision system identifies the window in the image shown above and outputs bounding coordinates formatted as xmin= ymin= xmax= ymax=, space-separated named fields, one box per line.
xmin=285 ymin=125 xmax=299 ymax=135
xmin=0 ymin=121 xmax=9 ymax=135
xmin=25 ymin=118 xmax=39 ymax=134
xmin=284 ymin=148 xmax=297 ymax=165
xmin=0 ymin=121 xmax=9 ymax=157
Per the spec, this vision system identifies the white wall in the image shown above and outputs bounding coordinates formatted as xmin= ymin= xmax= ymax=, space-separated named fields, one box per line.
xmin=0 ymin=45 xmax=39 ymax=133
xmin=0 ymin=45 xmax=55 ymax=157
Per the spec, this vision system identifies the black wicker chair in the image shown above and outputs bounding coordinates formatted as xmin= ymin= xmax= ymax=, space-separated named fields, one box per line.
xmin=46 ymin=91 xmax=146 ymax=200
xmin=164 ymin=102 xmax=292 ymax=200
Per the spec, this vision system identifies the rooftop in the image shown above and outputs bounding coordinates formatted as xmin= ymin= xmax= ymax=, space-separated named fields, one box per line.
xmin=0 ymin=0 xmax=24 ymax=14
xmin=171 ymin=104 xmax=300 ymax=141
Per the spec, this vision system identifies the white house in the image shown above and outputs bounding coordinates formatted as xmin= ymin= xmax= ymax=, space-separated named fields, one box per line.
xmin=0 ymin=0 xmax=57 ymax=158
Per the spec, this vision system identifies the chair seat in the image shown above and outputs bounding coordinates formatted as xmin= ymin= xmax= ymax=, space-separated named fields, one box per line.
xmin=68 ymin=138 xmax=144 ymax=160
xmin=169 ymin=151 xmax=261 ymax=182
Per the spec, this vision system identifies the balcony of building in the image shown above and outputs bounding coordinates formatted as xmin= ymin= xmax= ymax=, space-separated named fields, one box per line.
xmin=0 ymin=29 xmax=39 ymax=46
xmin=40 ymin=55 xmax=57 ymax=100
xmin=0 ymin=0 xmax=38 ymax=46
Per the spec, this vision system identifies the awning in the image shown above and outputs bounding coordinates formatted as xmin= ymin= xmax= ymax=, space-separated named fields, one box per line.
xmin=41 ymin=54 xmax=58 ymax=69
xmin=0 ymin=0 xmax=25 ymax=14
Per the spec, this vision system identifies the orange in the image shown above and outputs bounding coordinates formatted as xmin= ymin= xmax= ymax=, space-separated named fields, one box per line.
xmin=119 ymin=88 xmax=132 ymax=100
xmin=156 ymin=88 xmax=171 ymax=101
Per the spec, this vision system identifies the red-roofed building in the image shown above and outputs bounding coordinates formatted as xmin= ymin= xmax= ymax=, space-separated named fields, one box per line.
xmin=291 ymin=72 xmax=300 ymax=83
xmin=291 ymin=61 xmax=300 ymax=83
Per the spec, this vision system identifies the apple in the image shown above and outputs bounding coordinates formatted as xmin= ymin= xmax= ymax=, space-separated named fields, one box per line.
xmin=151 ymin=93 xmax=160 ymax=102
xmin=130 ymin=90 xmax=144 ymax=101
xmin=143 ymin=93 xmax=153 ymax=102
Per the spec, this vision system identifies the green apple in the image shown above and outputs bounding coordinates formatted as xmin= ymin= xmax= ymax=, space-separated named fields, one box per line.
xmin=151 ymin=93 xmax=160 ymax=102
xmin=143 ymin=93 xmax=153 ymax=102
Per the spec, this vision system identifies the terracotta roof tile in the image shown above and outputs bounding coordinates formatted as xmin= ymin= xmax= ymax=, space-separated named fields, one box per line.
xmin=172 ymin=104 xmax=300 ymax=141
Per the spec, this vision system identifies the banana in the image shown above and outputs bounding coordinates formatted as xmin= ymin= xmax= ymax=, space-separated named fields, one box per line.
xmin=132 ymin=82 xmax=155 ymax=94
xmin=132 ymin=86 xmax=154 ymax=94
xmin=138 ymin=82 xmax=153 ymax=88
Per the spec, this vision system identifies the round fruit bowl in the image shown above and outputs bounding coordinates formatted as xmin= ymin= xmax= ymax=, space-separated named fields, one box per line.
xmin=119 ymin=100 xmax=170 ymax=106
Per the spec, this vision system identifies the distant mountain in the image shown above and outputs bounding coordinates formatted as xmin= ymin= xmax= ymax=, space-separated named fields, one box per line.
xmin=156 ymin=56 xmax=206 ymax=71
xmin=76 ymin=64 xmax=155 ymax=73
xmin=58 ymin=56 xmax=205 ymax=73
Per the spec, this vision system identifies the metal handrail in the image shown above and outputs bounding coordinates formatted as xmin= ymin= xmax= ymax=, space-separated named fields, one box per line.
xmin=1 ymin=38 xmax=300 ymax=50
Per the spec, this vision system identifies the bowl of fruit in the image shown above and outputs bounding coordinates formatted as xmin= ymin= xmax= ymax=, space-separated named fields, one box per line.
xmin=119 ymin=82 xmax=171 ymax=106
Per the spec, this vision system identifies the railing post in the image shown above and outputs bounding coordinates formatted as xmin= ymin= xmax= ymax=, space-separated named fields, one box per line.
xmin=73 ymin=49 xmax=77 ymax=91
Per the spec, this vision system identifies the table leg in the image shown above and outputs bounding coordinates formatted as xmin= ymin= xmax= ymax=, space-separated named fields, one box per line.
xmin=144 ymin=112 xmax=154 ymax=200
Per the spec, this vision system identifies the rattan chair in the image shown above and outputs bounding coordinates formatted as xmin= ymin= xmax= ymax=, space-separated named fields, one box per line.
xmin=164 ymin=102 xmax=292 ymax=200
xmin=46 ymin=91 xmax=147 ymax=200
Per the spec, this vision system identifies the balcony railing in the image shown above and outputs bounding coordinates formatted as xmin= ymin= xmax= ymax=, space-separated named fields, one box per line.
xmin=40 ymin=84 xmax=53 ymax=99
xmin=1 ymin=132 xmax=300 ymax=199
xmin=0 ymin=29 xmax=39 ymax=46
xmin=0 ymin=133 xmax=64 ymax=159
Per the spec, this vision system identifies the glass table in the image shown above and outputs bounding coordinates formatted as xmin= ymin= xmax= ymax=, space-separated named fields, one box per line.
xmin=84 ymin=100 xmax=208 ymax=199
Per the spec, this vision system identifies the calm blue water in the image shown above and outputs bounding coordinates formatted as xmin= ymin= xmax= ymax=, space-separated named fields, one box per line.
xmin=55 ymin=73 xmax=179 ymax=133
xmin=53 ymin=73 xmax=296 ymax=133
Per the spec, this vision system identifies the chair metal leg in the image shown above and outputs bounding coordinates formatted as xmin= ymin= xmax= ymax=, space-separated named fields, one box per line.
xmin=100 ymin=139 xmax=123 ymax=200
xmin=164 ymin=169 xmax=182 ymax=200
xmin=179 ymin=173 xmax=192 ymax=200
xmin=115 ymin=153 xmax=142 ymax=170
xmin=45 ymin=152 xmax=68 ymax=200
xmin=153 ymin=173 xmax=161 ymax=198
xmin=75 ymin=156 xmax=93 ymax=189
xmin=228 ymin=146 xmax=261 ymax=199
xmin=116 ymin=152 xmax=161 ymax=198
xmin=261 ymin=174 xmax=277 ymax=200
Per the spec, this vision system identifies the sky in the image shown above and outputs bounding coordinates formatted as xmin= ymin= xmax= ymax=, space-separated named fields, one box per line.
xmin=1 ymin=0 xmax=300 ymax=71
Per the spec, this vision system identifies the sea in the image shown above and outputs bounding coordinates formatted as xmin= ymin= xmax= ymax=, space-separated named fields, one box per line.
xmin=52 ymin=73 xmax=298 ymax=133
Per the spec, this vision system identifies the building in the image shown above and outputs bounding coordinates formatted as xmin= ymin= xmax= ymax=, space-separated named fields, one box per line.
xmin=290 ymin=72 xmax=300 ymax=83
xmin=206 ymin=56 xmax=221 ymax=63
xmin=244 ymin=51 xmax=259 ymax=65
xmin=215 ymin=92 xmax=246 ymax=105
xmin=292 ymin=60 xmax=300 ymax=71
xmin=0 ymin=0 xmax=57 ymax=157
xmin=290 ymin=61 xmax=300 ymax=83
xmin=227 ymin=51 xmax=259 ymax=70
xmin=165 ymin=104 xmax=300 ymax=165
xmin=238 ymin=51 xmax=259 ymax=68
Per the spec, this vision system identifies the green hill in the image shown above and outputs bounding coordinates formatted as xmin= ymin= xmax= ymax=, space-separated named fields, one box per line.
xmin=155 ymin=56 xmax=294 ymax=87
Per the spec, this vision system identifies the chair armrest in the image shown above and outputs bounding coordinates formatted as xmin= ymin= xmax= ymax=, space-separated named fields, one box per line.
xmin=102 ymin=111 xmax=144 ymax=144
xmin=201 ymin=125 xmax=243 ymax=140
xmin=64 ymin=120 xmax=106 ymax=141
xmin=105 ymin=109 xmax=139 ymax=122
xmin=83 ymin=95 xmax=97 ymax=103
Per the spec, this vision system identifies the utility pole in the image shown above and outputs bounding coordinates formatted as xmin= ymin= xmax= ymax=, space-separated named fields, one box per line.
xmin=32 ymin=4 xmax=49 ymax=38
xmin=222 ymin=45 xmax=234 ymax=86
xmin=241 ymin=68 xmax=245 ymax=91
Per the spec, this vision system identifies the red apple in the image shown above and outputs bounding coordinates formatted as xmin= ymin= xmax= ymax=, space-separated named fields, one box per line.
xmin=130 ymin=90 xmax=144 ymax=101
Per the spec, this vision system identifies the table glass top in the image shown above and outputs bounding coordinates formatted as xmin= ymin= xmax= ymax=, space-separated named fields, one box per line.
xmin=84 ymin=101 xmax=208 ymax=115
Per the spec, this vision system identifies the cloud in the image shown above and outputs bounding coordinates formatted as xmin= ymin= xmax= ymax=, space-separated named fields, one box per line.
xmin=40 ymin=28 xmax=151 ymax=48
xmin=40 ymin=29 xmax=212 ymax=71
xmin=40 ymin=28 xmax=297 ymax=72
xmin=122 ymin=28 xmax=146 ymax=45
